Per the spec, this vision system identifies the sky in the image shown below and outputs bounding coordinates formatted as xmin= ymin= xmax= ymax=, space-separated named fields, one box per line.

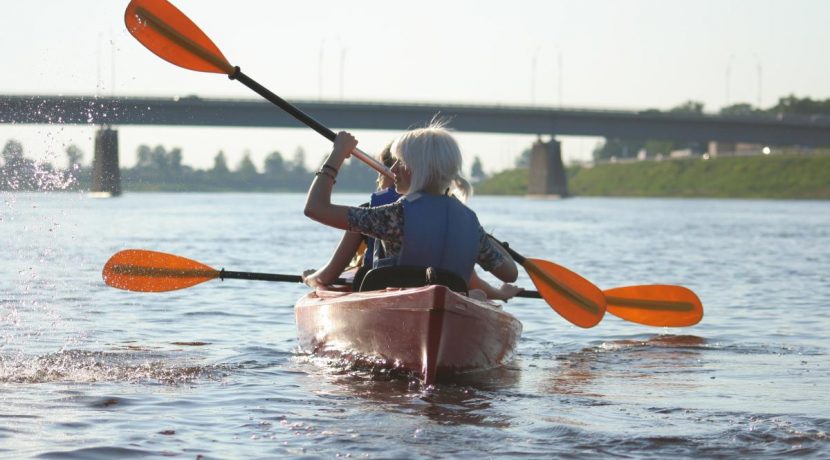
xmin=2 ymin=0 xmax=829 ymax=174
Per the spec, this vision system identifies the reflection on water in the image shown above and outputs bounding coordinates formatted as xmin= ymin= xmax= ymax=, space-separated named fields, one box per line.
xmin=296 ymin=355 xmax=522 ymax=428
xmin=545 ymin=335 xmax=706 ymax=398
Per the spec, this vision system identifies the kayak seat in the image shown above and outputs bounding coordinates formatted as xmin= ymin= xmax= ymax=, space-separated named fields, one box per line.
xmin=358 ymin=266 xmax=468 ymax=294
xmin=352 ymin=265 xmax=370 ymax=290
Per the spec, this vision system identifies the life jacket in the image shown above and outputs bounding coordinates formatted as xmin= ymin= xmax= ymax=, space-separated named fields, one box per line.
xmin=363 ymin=187 xmax=401 ymax=267
xmin=374 ymin=193 xmax=480 ymax=282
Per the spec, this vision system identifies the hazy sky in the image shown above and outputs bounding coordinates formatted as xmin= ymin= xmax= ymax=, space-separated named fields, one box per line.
xmin=2 ymin=0 xmax=829 ymax=173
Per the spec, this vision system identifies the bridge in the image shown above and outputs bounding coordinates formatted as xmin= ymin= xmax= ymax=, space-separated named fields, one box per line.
xmin=3 ymin=94 xmax=830 ymax=196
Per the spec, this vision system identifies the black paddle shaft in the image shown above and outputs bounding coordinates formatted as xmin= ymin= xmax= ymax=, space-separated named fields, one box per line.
xmin=219 ymin=270 xmax=347 ymax=285
xmin=220 ymin=270 xmax=303 ymax=283
xmin=229 ymin=67 xmax=336 ymax=142
xmin=489 ymin=237 xmax=527 ymax=264
xmin=218 ymin=268 xmax=540 ymax=298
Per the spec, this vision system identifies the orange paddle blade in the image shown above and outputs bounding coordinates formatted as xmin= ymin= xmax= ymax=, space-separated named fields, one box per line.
xmin=103 ymin=249 xmax=219 ymax=292
xmin=524 ymin=258 xmax=606 ymax=328
xmin=605 ymin=285 xmax=703 ymax=327
xmin=125 ymin=0 xmax=234 ymax=74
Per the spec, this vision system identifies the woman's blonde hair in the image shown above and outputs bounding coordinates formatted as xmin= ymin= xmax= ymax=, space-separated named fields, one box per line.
xmin=391 ymin=119 xmax=473 ymax=201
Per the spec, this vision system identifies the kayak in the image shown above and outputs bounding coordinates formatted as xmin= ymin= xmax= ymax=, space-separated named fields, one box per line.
xmin=294 ymin=285 xmax=523 ymax=385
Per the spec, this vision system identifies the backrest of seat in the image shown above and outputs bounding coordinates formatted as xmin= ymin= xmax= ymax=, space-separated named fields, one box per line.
xmin=358 ymin=266 xmax=468 ymax=294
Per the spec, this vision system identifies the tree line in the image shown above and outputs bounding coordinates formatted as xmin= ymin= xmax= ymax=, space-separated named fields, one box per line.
xmin=0 ymin=141 xmax=388 ymax=193
xmin=592 ymin=94 xmax=830 ymax=161
xmin=1 ymin=138 xmax=492 ymax=193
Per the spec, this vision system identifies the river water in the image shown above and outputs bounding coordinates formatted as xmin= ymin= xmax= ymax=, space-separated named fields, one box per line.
xmin=1 ymin=191 xmax=829 ymax=459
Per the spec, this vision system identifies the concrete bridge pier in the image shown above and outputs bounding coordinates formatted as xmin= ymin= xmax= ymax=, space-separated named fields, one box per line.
xmin=91 ymin=127 xmax=121 ymax=197
xmin=527 ymin=137 xmax=568 ymax=197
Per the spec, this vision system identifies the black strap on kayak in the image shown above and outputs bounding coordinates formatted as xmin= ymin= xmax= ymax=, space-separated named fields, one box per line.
xmin=359 ymin=265 xmax=468 ymax=294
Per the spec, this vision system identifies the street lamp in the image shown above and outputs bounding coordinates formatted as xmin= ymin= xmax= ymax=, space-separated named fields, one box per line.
xmin=531 ymin=46 xmax=541 ymax=105
xmin=318 ymin=38 xmax=327 ymax=100
xmin=339 ymin=46 xmax=348 ymax=100
xmin=531 ymin=45 xmax=564 ymax=107
xmin=555 ymin=45 xmax=563 ymax=107
xmin=754 ymin=53 xmax=763 ymax=108
xmin=725 ymin=54 xmax=735 ymax=106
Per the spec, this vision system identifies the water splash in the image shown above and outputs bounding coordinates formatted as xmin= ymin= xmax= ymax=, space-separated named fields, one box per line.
xmin=1 ymin=149 xmax=77 ymax=193
xmin=0 ymin=349 xmax=228 ymax=384
xmin=1 ymin=150 xmax=88 ymax=376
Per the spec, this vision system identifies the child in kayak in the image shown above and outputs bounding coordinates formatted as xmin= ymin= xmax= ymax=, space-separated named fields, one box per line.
xmin=304 ymin=121 xmax=520 ymax=298
xmin=302 ymin=143 xmax=399 ymax=288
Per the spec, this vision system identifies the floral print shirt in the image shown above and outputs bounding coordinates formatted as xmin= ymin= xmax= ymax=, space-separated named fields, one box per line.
xmin=346 ymin=200 xmax=505 ymax=271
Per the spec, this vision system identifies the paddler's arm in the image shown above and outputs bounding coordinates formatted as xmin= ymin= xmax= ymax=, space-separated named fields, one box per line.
xmin=469 ymin=270 xmax=523 ymax=301
xmin=303 ymin=231 xmax=364 ymax=287
xmin=490 ymin=249 xmax=519 ymax=283
xmin=304 ymin=131 xmax=358 ymax=229
xmin=479 ymin=232 xmax=519 ymax=283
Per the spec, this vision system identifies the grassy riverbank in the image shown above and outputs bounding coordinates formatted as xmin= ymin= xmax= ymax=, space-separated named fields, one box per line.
xmin=476 ymin=152 xmax=830 ymax=199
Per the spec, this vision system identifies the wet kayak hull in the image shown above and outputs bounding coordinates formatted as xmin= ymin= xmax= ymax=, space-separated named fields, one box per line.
xmin=294 ymin=285 xmax=522 ymax=385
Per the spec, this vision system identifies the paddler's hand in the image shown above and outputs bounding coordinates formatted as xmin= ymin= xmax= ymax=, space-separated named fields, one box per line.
xmin=302 ymin=268 xmax=323 ymax=288
xmin=326 ymin=131 xmax=358 ymax=170
xmin=302 ymin=268 xmax=334 ymax=289
xmin=492 ymin=283 xmax=523 ymax=301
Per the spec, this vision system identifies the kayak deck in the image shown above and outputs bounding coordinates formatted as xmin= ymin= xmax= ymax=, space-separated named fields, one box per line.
xmin=294 ymin=285 xmax=522 ymax=385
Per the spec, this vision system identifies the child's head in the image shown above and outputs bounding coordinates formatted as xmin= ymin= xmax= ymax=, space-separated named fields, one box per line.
xmin=375 ymin=141 xmax=396 ymax=190
xmin=391 ymin=119 xmax=472 ymax=201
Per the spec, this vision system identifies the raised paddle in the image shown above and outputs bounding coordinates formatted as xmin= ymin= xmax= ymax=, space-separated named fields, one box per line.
xmin=102 ymin=250 xmax=700 ymax=327
xmin=124 ymin=0 xmax=393 ymax=179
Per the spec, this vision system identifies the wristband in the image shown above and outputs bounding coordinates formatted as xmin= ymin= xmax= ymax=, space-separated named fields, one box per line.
xmin=321 ymin=164 xmax=338 ymax=175
xmin=315 ymin=170 xmax=337 ymax=183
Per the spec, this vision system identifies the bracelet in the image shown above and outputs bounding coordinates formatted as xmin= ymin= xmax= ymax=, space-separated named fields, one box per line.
xmin=315 ymin=170 xmax=337 ymax=183
xmin=321 ymin=164 xmax=338 ymax=175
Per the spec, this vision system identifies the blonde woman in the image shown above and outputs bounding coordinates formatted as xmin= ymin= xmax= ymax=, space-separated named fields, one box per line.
xmin=304 ymin=122 xmax=518 ymax=294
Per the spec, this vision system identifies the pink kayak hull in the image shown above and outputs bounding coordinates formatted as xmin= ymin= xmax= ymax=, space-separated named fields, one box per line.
xmin=294 ymin=285 xmax=522 ymax=385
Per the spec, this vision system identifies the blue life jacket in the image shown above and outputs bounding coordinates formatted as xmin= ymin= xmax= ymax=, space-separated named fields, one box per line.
xmin=374 ymin=193 xmax=480 ymax=282
xmin=363 ymin=187 xmax=401 ymax=267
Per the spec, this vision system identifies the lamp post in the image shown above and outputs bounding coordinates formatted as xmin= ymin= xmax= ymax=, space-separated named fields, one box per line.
xmin=555 ymin=45 xmax=563 ymax=107
xmin=754 ymin=53 xmax=763 ymax=108
xmin=97 ymin=32 xmax=103 ymax=97
xmin=531 ymin=46 xmax=541 ymax=105
xmin=110 ymin=29 xmax=116 ymax=96
xmin=531 ymin=45 xmax=564 ymax=107
xmin=318 ymin=38 xmax=327 ymax=100
xmin=97 ymin=30 xmax=117 ymax=97
xmin=339 ymin=47 xmax=348 ymax=100
xmin=725 ymin=54 xmax=735 ymax=106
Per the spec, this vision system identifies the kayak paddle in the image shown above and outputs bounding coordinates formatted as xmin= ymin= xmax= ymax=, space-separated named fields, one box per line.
xmin=495 ymin=240 xmax=702 ymax=327
xmin=124 ymin=0 xmax=393 ymax=179
xmin=491 ymin=240 xmax=606 ymax=328
xmin=101 ymin=249 xmax=340 ymax=292
xmin=604 ymin=285 xmax=702 ymax=327
xmin=517 ymin=287 xmax=702 ymax=327
xmin=100 ymin=249 xmax=703 ymax=328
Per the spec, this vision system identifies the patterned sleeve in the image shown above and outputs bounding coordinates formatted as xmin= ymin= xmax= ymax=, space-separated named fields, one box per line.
xmin=346 ymin=201 xmax=405 ymax=245
xmin=476 ymin=227 xmax=505 ymax=272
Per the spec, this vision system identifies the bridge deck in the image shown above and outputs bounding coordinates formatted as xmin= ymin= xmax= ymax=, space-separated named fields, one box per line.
xmin=2 ymin=95 xmax=829 ymax=145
